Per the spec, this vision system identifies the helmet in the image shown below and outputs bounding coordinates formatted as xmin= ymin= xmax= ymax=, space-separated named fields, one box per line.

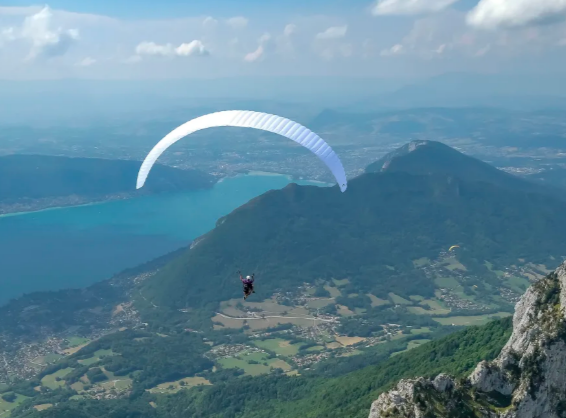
xmin=246 ymin=275 xmax=251 ymax=280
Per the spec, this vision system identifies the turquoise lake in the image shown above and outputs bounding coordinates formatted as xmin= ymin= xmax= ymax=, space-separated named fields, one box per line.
xmin=0 ymin=174 xmax=329 ymax=305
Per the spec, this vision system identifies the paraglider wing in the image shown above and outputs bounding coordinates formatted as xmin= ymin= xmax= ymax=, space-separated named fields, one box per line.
xmin=136 ymin=110 xmax=347 ymax=192
xmin=449 ymin=245 xmax=460 ymax=252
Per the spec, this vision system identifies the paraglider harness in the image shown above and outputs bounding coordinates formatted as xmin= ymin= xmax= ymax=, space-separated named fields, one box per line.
xmin=239 ymin=271 xmax=255 ymax=300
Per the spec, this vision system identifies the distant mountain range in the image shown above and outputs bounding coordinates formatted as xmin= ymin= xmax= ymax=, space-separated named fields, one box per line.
xmin=309 ymin=107 xmax=566 ymax=150
xmin=0 ymin=154 xmax=214 ymax=214
xmin=141 ymin=140 xmax=566 ymax=311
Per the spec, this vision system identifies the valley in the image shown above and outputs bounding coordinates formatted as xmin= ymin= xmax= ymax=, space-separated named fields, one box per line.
xmin=0 ymin=245 xmax=551 ymax=414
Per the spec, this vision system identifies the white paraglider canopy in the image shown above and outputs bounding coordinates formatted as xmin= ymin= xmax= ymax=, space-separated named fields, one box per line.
xmin=136 ymin=110 xmax=348 ymax=192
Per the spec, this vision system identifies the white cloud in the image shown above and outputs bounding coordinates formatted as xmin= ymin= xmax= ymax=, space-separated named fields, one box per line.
xmin=226 ymin=16 xmax=248 ymax=29
xmin=135 ymin=41 xmax=173 ymax=56
xmin=16 ymin=6 xmax=79 ymax=59
xmin=316 ymin=25 xmax=347 ymax=40
xmin=75 ymin=56 xmax=95 ymax=66
xmin=244 ymin=45 xmax=264 ymax=62
xmin=434 ymin=43 xmax=447 ymax=54
xmin=284 ymin=23 xmax=297 ymax=37
xmin=202 ymin=16 xmax=218 ymax=28
xmin=467 ymin=0 xmax=566 ymax=30
xmin=135 ymin=40 xmax=209 ymax=57
xmin=176 ymin=40 xmax=209 ymax=56
xmin=381 ymin=43 xmax=405 ymax=55
xmin=244 ymin=32 xmax=272 ymax=62
xmin=372 ymin=0 xmax=460 ymax=16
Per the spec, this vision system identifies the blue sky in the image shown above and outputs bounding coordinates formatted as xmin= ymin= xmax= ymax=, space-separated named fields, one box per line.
xmin=0 ymin=0 xmax=566 ymax=80
xmin=4 ymin=0 xmax=374 ymax=19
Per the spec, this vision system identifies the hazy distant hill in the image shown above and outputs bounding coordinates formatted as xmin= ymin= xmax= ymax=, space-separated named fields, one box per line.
xmin=140 ymin=141 xmax=566 ymax=310
xmin=366 ymin=140 xmax=550 ymax=195
xmin=309 ymin=107 xmax=566 ymax=150
xmin=0 ymin=154 xmax=214 ymax=212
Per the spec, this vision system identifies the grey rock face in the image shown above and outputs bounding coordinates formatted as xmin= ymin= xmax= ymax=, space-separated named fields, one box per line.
xmin=368 ymin=261 xmax=566 ymax=418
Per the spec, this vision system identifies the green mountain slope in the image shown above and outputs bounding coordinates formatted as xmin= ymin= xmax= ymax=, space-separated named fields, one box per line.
xmin=8 ymin=317 xmax=512 ymax=418
xmin=0 ymin=154 xmax=214 ymax=201
xmin=142 ymin=146 xmax=566 ymax=310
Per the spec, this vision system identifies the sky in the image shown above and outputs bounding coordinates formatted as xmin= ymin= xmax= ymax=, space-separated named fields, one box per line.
xmin=1 ymin=0 xmax=566 ymax=79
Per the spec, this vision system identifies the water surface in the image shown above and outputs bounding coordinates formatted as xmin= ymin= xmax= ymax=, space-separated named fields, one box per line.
xmin=0 ymin=174 xmax=329 ymax=304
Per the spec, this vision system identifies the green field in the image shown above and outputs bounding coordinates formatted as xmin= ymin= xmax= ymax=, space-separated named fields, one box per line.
xmin=97 ymin=377 xmax=132 ymax=392
xmin=505 ymin=276 xmax=530 ymax=293
xmin=390 ymin=339 xmax=431 ymax=357
xmin=412 ymin=257 xmax=430 ymax=267
xmin=388 ymin=293 xmax=412 ymax=305
xmin=253 ymin=339 xmax=303 ymax=356
xmin=78 ymin=357 xmax=100 ymax=366
xmin=33 ymin=353 xmax=63 ymax=367
xmin=434 ymin=276 xmax=461 ymax=288
xmin=409 ymin=299 xmax=451 ymax=315
xmin=41 ymin=368 xmax=74 ymax=390
xmin=433 ymin=312 xmax=511 ymax=326
xmin=323 ymin=285 xmax=341 ymax=298
xmin=218 ymin=355 xmax=270 ymax=376
xmin=306 ymin=298 xmax=334 ymax=309
xmin=410 ymin=327 xmax=432 ymax=335
xmin=444 ymin=259 xmax=467 ymax=271
xmin=0 ymin=394 xmax=29 ymax=416
xmin=407 ymin=339 xmax=431 ymax=349
xmin=368 ymin=294 xmax=389 ymax=307
xmin=67 ymin=337 xmax=90 ymax=347
xmin=78 ymin=349 xmax=115 ymax=366
xmin=217 ymin=348 xmax=294 ymax=377
xmin=149 ymin=377 xmax=212 ymax=394
xmin=332 ymin=278 xmax=350 ymax=287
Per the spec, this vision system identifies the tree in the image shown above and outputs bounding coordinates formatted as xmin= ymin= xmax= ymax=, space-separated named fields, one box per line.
xmin=2 ymin=392 xmax=16 ymax=402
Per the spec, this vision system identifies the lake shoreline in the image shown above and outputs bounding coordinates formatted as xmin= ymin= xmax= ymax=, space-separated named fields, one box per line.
xmin=0 ymin=173 xmax=330 ymax=304
xmin=0 ymin=172 xmax=331 ymax=218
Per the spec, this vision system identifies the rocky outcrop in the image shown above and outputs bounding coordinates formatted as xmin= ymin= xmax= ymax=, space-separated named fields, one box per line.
xmin=368 ymin=261 xmax=566 ymax=418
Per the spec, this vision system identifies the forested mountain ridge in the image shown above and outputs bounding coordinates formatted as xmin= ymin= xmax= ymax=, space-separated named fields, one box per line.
xmin=0 ymin=154 xmax=214 ymax=214
xmin=141 ymin=141 xmax=566 ymax=311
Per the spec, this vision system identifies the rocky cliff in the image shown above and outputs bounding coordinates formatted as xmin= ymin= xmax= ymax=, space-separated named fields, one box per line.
xmin=368 ymin=261 xmax=566 ymax=418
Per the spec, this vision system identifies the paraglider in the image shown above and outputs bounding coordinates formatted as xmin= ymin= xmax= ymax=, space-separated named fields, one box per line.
xmin=449 ymin=245 xmax=460 ymax=252
xmin=136 ymin=110 xmax=348 ymax=192
xmin=239 ymin=271 xmax=255 ymax=300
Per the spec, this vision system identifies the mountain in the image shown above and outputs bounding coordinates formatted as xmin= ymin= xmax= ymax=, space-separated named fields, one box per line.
xmin=140 ymin=141 xmax=566 ymax=312
xmin=15 ymin=259 xmax=565 ymax=418
xmin=356 ymin=73 xmax=566 ymax=111
xmin=527 ymin=167 xmax=566 ymax=192
xmin=366 ymin=140 xmax=549 ymax=195
xmin=368 ymin=261 xmax=566 ymax=418
xmin=156 ymin=317 xmax=513 ymax=418
xmin=308 ymin=107 xmax=566 ymax=151
xmin=0 ymin=154 xmax=214 ymax=213
xmin=5 ymin=141 xmax=566 ymax=417
xmin=4 ymin=309 xmax=513 ymax=418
